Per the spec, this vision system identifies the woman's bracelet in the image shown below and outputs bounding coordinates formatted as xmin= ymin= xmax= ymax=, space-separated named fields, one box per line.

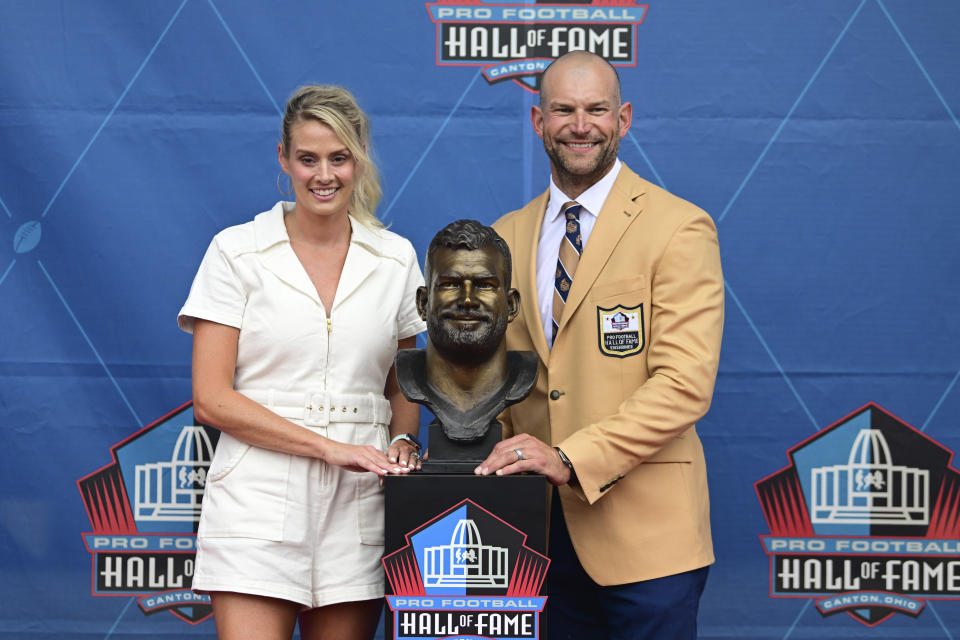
xmin=389 ymin=432 xmax=422 ymax=452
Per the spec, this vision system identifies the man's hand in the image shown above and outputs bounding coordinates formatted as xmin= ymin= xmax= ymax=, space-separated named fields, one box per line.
xmin=474 ymin=434 xmax=571 ymax=486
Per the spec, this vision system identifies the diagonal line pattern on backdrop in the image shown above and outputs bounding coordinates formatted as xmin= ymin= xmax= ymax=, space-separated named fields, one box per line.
xmin=39 ymin=0 xmax=189 ymax=219
xmin=381 ymin=69 xmax=483 ymax=223
xmin=0 ymin=193 xmax=12 ymax=219
xmin=921 ymin=366 xmax=960 ymax=433
xmin=717 ymin=0 xmax=869 ymax=225
xmin=37 ymin=260 xmax=143 ymax=427
xmin=877 ymin=0 xmax=960 ymax=134
xmin=780 ymin=598 xmax=813 ymax=640
xmin=726 ymin=279 xmax=819 ymax=430
xmin=102 ymin=596 xmax=135 ymax=640
xmin=207 ymin=0 xmax=282 ymax=116
xmin=925 ymin=601 xmax=957 ymax=640
xmin=626 ymin=130 xmax=667 ymax=189
xmin=0 ymin=259 xmax=15 ymax=289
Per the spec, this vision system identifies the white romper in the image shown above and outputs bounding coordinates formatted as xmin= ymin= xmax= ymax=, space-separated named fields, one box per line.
xmin=177 ymin=201 xmax=426 ymax=607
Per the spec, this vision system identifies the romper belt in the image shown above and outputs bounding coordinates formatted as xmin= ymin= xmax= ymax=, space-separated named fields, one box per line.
xmin=237 ymin=389 xmax=392 ymax=427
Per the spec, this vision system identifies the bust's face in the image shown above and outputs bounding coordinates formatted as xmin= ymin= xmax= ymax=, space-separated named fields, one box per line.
xmin=421 ymin=246 xmax=515 ymax=360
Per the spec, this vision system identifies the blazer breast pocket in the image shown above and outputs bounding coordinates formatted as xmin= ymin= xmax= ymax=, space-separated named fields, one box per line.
xmin=591 ymin=276 xmax=648 ymax=359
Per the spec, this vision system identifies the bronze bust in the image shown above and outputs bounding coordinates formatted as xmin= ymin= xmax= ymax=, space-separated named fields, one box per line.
xmin=396 ymin=219 xmax=537 ymax=472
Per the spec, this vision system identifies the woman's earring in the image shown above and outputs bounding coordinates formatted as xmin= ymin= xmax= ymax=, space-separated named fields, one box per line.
xmin=276 ymin=172 xmax=293 ymax=197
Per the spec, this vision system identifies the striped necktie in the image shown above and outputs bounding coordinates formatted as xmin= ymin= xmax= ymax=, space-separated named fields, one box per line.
xmin=552 ymin=201 xmax=582 ymax=345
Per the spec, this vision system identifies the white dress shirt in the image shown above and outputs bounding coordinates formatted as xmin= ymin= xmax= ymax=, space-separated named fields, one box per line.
xmin=536 ymin=159 xmax=623 ymax=346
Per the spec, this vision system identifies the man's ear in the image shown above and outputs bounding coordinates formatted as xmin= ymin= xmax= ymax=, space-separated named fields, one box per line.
xmin=618 ymin=100 xmax=633 ymax=139
xmin=530 ymin=104 xmax=545 ymax=140
xmin=506 ymin=288 xmax=520 ymax=323
xmin=416 ymin=286 xmax=428 ymax=321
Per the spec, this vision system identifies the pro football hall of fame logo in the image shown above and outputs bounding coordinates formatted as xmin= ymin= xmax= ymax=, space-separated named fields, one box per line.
xmin=756 ymin=403 xmax=960 ymax=627
xmin=427 ymin=0 xmax=647 ymax=92
xmin=383 ymin=499 xmax=550 ymax=640
xmin=78 ymin=402 xmax=218 ymax=624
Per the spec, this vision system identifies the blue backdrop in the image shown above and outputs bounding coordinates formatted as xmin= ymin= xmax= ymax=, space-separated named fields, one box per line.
xmin=2 ymin=1 xmax=959 ymax=638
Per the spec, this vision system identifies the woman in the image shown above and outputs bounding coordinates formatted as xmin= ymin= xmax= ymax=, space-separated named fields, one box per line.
xmin=178 ymin=85 xmax=425 ymax=639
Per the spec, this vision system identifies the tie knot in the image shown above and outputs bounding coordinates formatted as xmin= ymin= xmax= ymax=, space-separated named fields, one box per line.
xmin=562 ymin=201 xmax=581 ymax=221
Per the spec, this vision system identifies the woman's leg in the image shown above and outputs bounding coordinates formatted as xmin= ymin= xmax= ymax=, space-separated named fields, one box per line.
xmin=298 ymin=598 xmax=383 ymax=640
xmin=210 ymin=591 xmax=300 ymax=640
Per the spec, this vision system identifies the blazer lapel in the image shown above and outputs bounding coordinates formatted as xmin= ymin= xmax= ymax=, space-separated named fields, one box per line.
xmin=558 ymin=167 xmax=646 ymax=328
xmin=514 ymin=191 xmax=551 ymax=366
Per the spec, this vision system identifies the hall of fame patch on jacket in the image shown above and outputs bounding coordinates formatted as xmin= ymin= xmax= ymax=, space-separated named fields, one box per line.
xmin=597 ymin=304 xmax=644 ymax=357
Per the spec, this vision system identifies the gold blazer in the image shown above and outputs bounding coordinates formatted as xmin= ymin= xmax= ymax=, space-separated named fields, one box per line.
xmin=493 ymin=163 xmax=724 ymax=585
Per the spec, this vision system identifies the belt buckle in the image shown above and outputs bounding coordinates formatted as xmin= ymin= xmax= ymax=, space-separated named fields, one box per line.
xmin=305 ymin=392 xmax=331 ymax=427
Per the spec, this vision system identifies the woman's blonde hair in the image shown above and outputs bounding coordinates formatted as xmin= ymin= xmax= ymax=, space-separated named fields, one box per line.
xmin=280 ymin=85 xmax=383 ymax=229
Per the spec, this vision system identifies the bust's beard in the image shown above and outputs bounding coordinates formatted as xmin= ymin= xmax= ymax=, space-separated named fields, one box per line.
xmin=427 ymin=313 xmax=508 ymax=366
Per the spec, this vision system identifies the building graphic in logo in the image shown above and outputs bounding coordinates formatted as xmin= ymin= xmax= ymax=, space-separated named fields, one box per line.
xmin=423 ymin=518 xmax=510 ymax=588
xmin=384 ymin=499 xmax=549 ymax=639
xmin=135 ymin=425 xmax=212 ymax=522
xmin=78 ymin=402 xmax=218 ymax=624
xmin=426 ymin=0 xmax=648 ymax=93
xmin=810 ymin=428 xmax=929 ymax=526
xmin=756 ymin=403 xmax=960 ymax=627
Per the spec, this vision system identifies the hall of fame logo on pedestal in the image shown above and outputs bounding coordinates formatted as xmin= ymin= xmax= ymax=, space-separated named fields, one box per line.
xmin=384 ymin=499 xmax=549 ymax=640
xmin=77 ymin=402 xmax=218 ymax=624
xmin=755 ymin=403 xmax=960 ymax=627
xmin=426 ymin=0 xmax=647 ymax=93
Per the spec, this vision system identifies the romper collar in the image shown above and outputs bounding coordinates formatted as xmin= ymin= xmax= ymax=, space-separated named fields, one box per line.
xmin=252 ymin=201 xmax=397 ymax=309
xmin=254 ymin=201 xmax=394 ymax=260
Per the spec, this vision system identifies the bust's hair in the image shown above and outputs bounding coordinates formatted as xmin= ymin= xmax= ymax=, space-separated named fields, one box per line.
xmin=280 ymin=85 xmax=383 ymax=229
xmin=426 ymin=219 xmax=512 ymax=285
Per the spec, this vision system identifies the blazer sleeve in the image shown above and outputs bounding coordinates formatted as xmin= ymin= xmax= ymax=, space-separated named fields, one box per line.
xmin=560 ymin=209 xmax=724 ymax=505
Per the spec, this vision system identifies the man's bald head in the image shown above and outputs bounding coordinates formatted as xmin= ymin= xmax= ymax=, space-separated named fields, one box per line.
xmin=540 ymin=51 xmax=622 ymax=107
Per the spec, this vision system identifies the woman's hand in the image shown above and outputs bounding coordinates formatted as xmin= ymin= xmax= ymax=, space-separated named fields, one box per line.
xmin=388 ymin=438 xmax=422 ymax=471
xmin=322 ymin=440 xmax=407 ymax=475
xmin=384 ymin=336 xmax=422 ymax=474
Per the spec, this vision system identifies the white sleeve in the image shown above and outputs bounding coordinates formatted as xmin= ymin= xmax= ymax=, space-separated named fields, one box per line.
xmin=177 ymin=236 xmax=246 ymax=334
xmin=396 ymin=241 xmax=427 ymax=340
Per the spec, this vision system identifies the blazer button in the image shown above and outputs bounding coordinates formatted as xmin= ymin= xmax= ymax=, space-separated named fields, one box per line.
xmin=549 ymin=390 xmax=562 ymax=400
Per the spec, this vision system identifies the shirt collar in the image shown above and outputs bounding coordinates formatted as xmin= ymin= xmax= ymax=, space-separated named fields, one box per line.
xmin=254 ymin=200 xmax=388 ymax=258
xmin=546 ymin=158 xmax=623 ymax=222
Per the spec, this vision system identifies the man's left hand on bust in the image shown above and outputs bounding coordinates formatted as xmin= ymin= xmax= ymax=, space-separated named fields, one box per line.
xmin=474 ymin=433 xmax=572 ymax=486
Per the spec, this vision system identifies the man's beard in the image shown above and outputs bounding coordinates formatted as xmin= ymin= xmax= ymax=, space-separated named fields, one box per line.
xmin=427 ymin=311 xmax=508 ymax=365
xmin=544 ymin=134 xmax=619 ymax=188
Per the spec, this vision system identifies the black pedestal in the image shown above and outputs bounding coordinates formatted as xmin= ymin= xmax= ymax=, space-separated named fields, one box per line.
xmin=419 ymin=422 xmax=502 ymax=474
xmin=383 ymin=474 xmax=549 ymax=640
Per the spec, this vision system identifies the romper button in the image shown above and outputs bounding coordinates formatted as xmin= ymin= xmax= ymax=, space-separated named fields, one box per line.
xmin=549 ymin=390 xmax=562 ymax=400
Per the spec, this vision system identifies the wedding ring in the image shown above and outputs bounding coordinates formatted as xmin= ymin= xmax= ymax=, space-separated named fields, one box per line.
xmin=514 ymin=448 xmax=524 ymax=461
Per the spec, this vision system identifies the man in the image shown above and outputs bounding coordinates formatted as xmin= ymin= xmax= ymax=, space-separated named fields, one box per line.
xmin=475 ymin=51 xmax=725 ymax=639
xmin=395 ymin=220 xmax=536 ymax=467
